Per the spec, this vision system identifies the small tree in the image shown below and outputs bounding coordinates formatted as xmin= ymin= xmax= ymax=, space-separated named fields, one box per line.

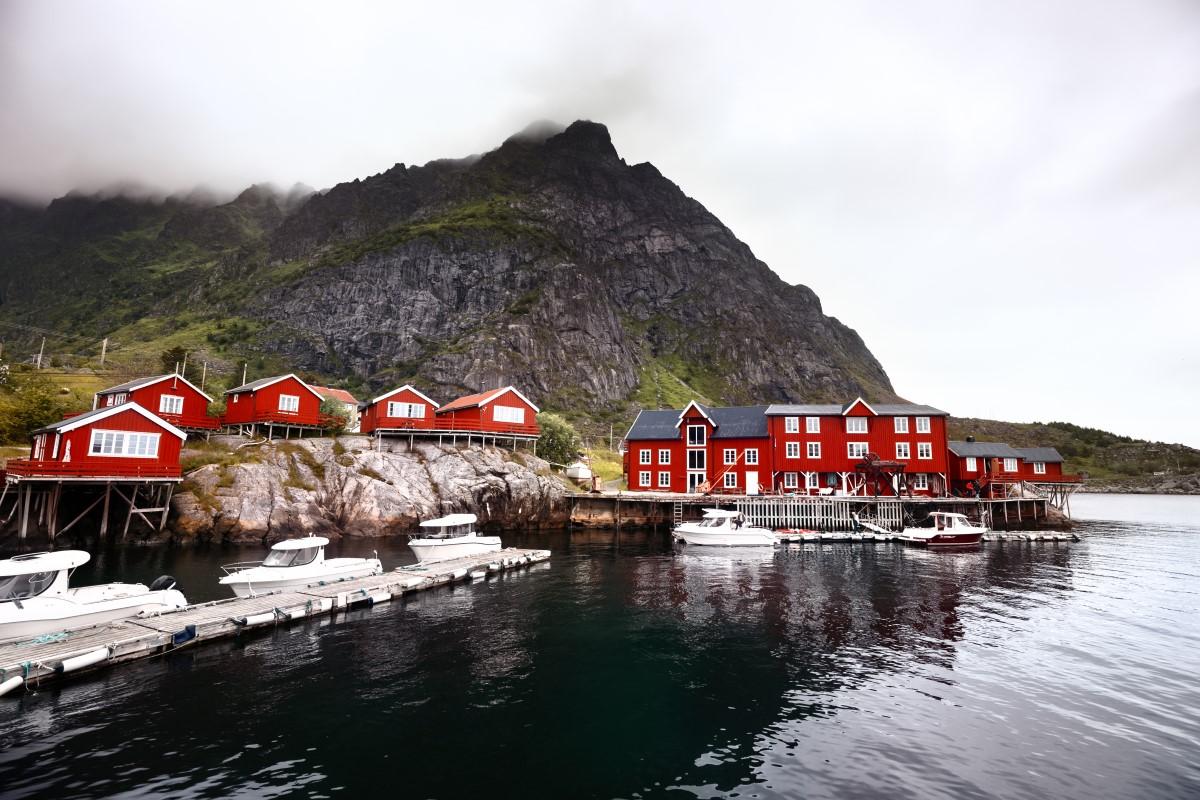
xmin=160 ymin=346 xmax=188 ymax=376
xmin=0 ymin=367 xmax=73 ymax=444
xmin=537 ymin=412 xmax=581 ymax=466
xmin=319 ymin=397 xmax=348 ymax=434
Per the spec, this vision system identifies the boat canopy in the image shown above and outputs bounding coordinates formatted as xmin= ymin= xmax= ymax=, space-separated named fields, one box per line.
xmin=420 ymin=514 xmax=478 ymax=528
xmin=270 ymin=536 xmax=330 ymax=550
xmin=701 ymin=509 xmax=742 ymax=518
xmin=0 ymin=550 xmax=90 ymax=577
xmin=930 ymin=512 xmax=968 ymax=520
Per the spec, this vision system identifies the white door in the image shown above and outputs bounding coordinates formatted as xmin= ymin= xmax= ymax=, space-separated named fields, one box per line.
xmin=746 ymin=471 xmax=759 ymax=496
xmin=687 ymin=473 xmax=705 ymax=493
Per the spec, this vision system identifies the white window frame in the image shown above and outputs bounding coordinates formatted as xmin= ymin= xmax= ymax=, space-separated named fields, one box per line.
xmin=806 ymin=472 xmax=820 ymax=489
xmin=658 ymin=471 xmax=671 ymax=488
xmin=639 ymin=449 xmax=651 ymax=465
xmin=916 ymin=416 xmax=931 ymax=434
xmin=106 ymin=393 xmax=128 ymax=407
xmin=846 ymin=417 xmax=868 ymax=434
xmin=806 ymin=416 xmax=821 ymax=433
xmin=1033 ymin=461 xmax=1046 ymax=475
xmin=723 ymin=448 xmax=737 ymax=465
xmin=658 ymin=449 xmax=670 ymax=465
xmin=918 ymin=442 xmax=933 ymax=460
xmin=745 ymin=449 xmax=759 ymax=465
xmin=88 ymin=429 xmax=160 ymax=458
xmin=807 ymin=442 xmax=821 ymax=459
xmin=784 ymin=416 xmax=799 ymax=433
xmin=895 ymin=442 xmax=910 ymax=460
xmin=387 ymin=401 xmax=425 ymax=419
xmin=893 ymin=416 xmax=909 ymax=434
xmin=639 ymin=471 xmax=651 ymax=487
xmin=278 ymin=394 xmax=300 ymax=413
xmin=1004 ymin=457 xmax=1018 ymax=472
xmin=32 ymin=434 xmax=45 ymax=460
xmin=965 ymin=457 xmax=977 ymax=472
xmin=912 ymin=473 xmax=928 ymax=490
xmin=232 ymin=394 xmax=239 ymax=404
xmin=848 ymin=442 xmax=869 ymax=459
xmin=785 ymin=442 xmax=800 ymax=459
xmin=159 ymin=395 xmax=184 ymax=415
xmin=723 ymin=472 xmax=737 ymax=489
xmin=687 ymin=450 xmax=706 ymax=470
xmin=494 ymin=404 xmax=525 ymax=424
xmin=687 ymin=425 xmax=706 ymax=446
xmin=783 ymin=472 xmax=798 ymax=489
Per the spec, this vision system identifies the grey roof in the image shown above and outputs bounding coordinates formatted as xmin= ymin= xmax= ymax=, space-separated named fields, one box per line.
xmin=31 ymin=405 xmax=117 ymax=434
xmin=96 ymin=374 xmax=173 ymax=395
xmin=226 ymin=375 xmax=287 ymax=394
xmin=764 ymin=403 xmax=843 ymax=416
xmin=1013 ymin=446 xmax=1064 ymax=463
xmin=624 ymin=409 xmax=680 ymax=441
xmin=765 ymin=401 xmax=948 ymax=416
xmin=947 ymin=441 xmax=1024 ymax=459
xmin=624 ymin=405 xmax=770 ymax=441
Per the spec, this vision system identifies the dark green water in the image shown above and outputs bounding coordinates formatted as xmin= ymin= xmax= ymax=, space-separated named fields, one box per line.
xmin=0 ymin=494 xmax=1198 ymax=799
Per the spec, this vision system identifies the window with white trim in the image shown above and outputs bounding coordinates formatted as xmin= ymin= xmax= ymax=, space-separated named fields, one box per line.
xmin=159 ymin=395 xmax=184 ymax=415
xmin=687 ymin=450 xmax=706 ymax=470
xmin=494 ymin=405 xmax=525 ymax=424
xmin=785 ymin=442 xmax=800 ymax=459
xmin=723 ymin=472 xmax=737 ymax=489
xmin=807 ymin=472 xmax=820 ymax=489
xmin=89 ymin=429 xmax=160 ymax=458
xmin=783 ymin=472 xmax=798 ymax=489
xmin=637 ymin=471 xmax=651 ymax=487
xmin=658 ymin=471 xmax=671 ymax=488
xmin=387 ymin=401 xmax=426 ymax=418
xmin=912 ymin=473 xmax=928 ymax=490
xmin=916 ymin=416 xmax=931 ymax=433
xmin=895 ymin=442 xmax=910 ymax=460
xmin=658 ymin=449 xmax=670 ymax=464
xmin=106 ymin=393 xmax=128 ymax=407
xmin=918 ymin=442 xmax=933 ymax=460
xmin=894 ymin=416 xmax=909 ymax=434
xmin=806 ymin=416 xmax=821 ymax=433
xmin=232 ymin=394 xmax=239 ymax=404
xmin=965 ymin=457 xmax=977 ymax=472
xmin=724 ymin=448 xmax=737 ymax=465
xmin=1033 ymin=461 xmax=1046 ymax=475
xmin=278 ymin=394 xmax=300 ymax=413
xmin=846 ymin=417 xmax=868 ymax=434
xmin=687 ymin=425 xmax=706 ymax=446
xmin=745 ymin=449 xmax=758 ymax=465
xmin=784 ymin=416 xmax=799 ymax=433
xmin=1003 ymin=457 xmax=1018 ymax=472
xmin=807 ymin=442 xmax=821 ymax=459
xmin=848 ymin=442 xmax=869 ymax=459
xmin=639 ymin=449 xmax=651 ymax=465
xmin=33 ymin=434 xmax=45 ymax=460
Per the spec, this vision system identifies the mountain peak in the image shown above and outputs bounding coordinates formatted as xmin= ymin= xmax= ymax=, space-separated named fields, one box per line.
xmin=547 ymin=120 xmax=618 ymax=160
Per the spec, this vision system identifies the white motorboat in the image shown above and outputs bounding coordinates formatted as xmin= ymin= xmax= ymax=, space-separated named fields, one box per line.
xmin=672 ymin=508 xmax=777 ymax=547
xmin=409 ymin=514 xmax=501 ymax=563
xmin=218 ymin=536 xmax=382 ymax=597
xmin=0 ymin=551 xmax=187 ymax=643
xmin=895 ymin=512 xmax=986 ymax=547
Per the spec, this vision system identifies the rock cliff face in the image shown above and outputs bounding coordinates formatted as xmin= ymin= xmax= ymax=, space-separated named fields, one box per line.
xmin=172 ymin=438 xmax=567 ymax=545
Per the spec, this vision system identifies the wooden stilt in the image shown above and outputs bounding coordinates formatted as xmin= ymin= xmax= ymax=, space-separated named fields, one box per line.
xmin=159 ymin=484 xmax=174 ymax=531
xmin=99 ymin=482 xmax=112 ymax=540
xmin=122 ymin=484 xmax=139 ymax=540
xmin=19 ymin=484 xmax=31 ymax=540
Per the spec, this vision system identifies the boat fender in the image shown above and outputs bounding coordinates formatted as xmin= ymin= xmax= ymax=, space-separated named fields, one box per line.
xmin=0 ymin=675 xmax=25 ymax=698
xmin=56 ymin=646 xmax=111 ymax=674
xmin=149 ymin=575 xmax=178 ymax=592
xmin=234 ymin=611 xmax=277 ymax=627
xmin=366 ymin=591 xmax=390 ymax=606
xmin=171 ymin=624 xmax=197 ymax=646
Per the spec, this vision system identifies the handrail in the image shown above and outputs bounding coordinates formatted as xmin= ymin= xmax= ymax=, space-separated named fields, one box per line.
xmin=3 ymin=458 xmax=181 ymax=478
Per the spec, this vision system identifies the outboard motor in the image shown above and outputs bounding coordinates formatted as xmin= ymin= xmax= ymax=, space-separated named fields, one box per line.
xmin=149 ymin=575 xmax=178 ymax=592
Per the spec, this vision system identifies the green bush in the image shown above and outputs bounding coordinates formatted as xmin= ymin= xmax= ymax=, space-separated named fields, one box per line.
xmin=537 ymin=412 xmax=581 ymax=467
xmin=0 ymin=367 xmax=75 ymax=444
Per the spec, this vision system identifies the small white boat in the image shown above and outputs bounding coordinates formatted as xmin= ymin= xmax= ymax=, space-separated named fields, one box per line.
xmin=218 ymin=537 xmax=382 ymax=597
xmin=896 ymin=512 xmax=986 ymax=547
xmin=672 ymin=509 xmax=777 ymax=547
xmin=0 ymin=551 xmax=187 ymax=643
xmin=409 ymin=514 xmax=501 ymax=563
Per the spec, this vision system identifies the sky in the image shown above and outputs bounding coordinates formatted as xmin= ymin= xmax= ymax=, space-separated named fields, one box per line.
xmin=2 ymin=0 xmax=1198 ymax=445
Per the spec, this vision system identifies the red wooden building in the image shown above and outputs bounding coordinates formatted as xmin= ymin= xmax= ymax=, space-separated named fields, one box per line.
xmin=1014 ymin=447 xmax=1076 ymax=482
xmin=946 ymin=440 xmax=1026 ymax=497
xmin=93 ymin=373 xmax=219 ymax=432
xmin=360 ymin=385 xmax=441 ymax=434
xmin=434 ymin=387 xmax=541 ymax=439
xmin=221 ymin=374 xmax=329 ymax=435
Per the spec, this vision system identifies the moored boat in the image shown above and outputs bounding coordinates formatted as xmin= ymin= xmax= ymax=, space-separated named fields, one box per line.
xmin=218 ymin=537 xmax=382 ymax=597
xmin=0 ymin=551 xmax=187 ymax=643
xmin=895 ymin=512 xmax=985 ymax=547
xmin=673 ymin=508 xmax=777 ymax=547
xmin=409 ymin=514 xmax=501 ymax=563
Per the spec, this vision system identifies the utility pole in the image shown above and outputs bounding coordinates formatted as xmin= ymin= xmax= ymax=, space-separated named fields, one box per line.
xmin=99 ymin=337 xmax=108 ymax=366
xmin=201 ymin=361 xmax=207 ymax=391
xmin=36 ymin=337 xmax=45 ymax=369
xmin=609 ymin=424 xmax=613 ymax=450
xmin=242 ymin=363 xmax=248 ymax=386
xmin=180 ymin=351 xmax=188 ymax=377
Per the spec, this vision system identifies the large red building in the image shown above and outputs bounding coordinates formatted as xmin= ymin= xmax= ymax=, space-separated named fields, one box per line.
xmin=221 ymin=374 xmax=327 ymax=430
xmin=434 ymin=387 xmax=541 ymax=438
xmin=948 ymin=441 xmax=1079 ymax=496
xmin=359 ymin=385 xmax=441 ymax=434
xmin=93 ymin=373 xmax=219 ymax=432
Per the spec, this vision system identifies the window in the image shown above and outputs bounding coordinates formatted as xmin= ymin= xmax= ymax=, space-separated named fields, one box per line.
xmin=658 ymin=449 xmax=670 ymax=464
xmin=724 ymin=448 xmax=737 ymax=465
xmin=687 ymin=450 xmax=706 ymax=470
xmin=784 ymin=416 xmax=799 ymax=433
xmin=918 ymin=442 xmax=933 ymax=460
xmin=639 ymin=471 xmax=651 ymax=487
xmin=494 ymin=405 xmax=525 ymax=424
xmin=1003 ymin=457 xmax=1018 ymax=472
xmin=786 ymin=442 xmax=800 ymax=459
xmin=807 ymin=442 xmax=821 ymax=459
xmin=0 ymin=570 xmax=59 ymax=601
xmin=106 ymin=393 xmax=128 ymax=407
xmin=639 ymin=449 xmax=651 ymax=465
xmin=965 ymin=457 xmax=977 ymax=472
xmin=806 ymin=416 xmax=821 ymax=433
xmin=723 ymin=473 xmax=737 ymax=489
xmin=912 ymin=473 xmax=928 ymax=490
xmin=263 ymin=547 xmax=319 ymax=568
xmin=807 ymin=472 xmax=820 ymax=489
xmin=658 ymin=471 xmax=671 ymax=488
xmin=894 ymin=417 xmax=909 ymax=434
xmin=89 ymin=429 xmax=160 ymax=458
xmin=159 ymin=395 xmax=183 ymax=415
xmin=783 ymin=472 xmax=798 ymax=489
xmin=848 ymin=442 xmax=869 ymax=459
xmin=846 ymin=417 xmax=868 ymax=434
xmin=32 ymin=434 xmax=45 ymax=460
xmin=1034 ymin=461 xmax=1046 ymax=475
xmin=745 ymin=449 xmax=759 ymax=465
xmin=687 ymin=425 xmax=706 ymax=446
xmin=232 ymin=394 xmax=239 ymax=404
xmin=278 ymin=394 xmax=300 ymax=413
xmin=387 ymin=401 xmax=425 ymax=419
xmin=916 ymin=416 xmax=931 ymax=433
xmin=895 ymin=442 xmax=910 ymax=460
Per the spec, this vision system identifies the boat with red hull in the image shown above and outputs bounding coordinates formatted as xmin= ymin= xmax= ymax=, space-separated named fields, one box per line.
xmin=896 ymin=512 xmax=986 ymax=547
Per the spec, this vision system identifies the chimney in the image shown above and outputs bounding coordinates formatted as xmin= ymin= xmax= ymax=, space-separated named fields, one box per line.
xmin=966 ymin=435 xmax=976 ymax=443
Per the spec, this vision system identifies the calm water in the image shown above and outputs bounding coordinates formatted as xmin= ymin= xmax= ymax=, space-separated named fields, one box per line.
xmin=1 ymin=495 xmax=1198 ymax=799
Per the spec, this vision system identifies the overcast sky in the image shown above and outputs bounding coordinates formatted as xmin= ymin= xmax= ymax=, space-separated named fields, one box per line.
xmin=2 ymin=0 xmax=1198 ymax=445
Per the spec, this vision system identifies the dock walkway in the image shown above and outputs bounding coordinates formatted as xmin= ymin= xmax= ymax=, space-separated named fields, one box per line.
xmin=0 ymin=547 xmax=549 ymax=698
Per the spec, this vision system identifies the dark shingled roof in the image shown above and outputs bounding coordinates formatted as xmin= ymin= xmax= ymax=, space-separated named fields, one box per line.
xmin=32 ymin=405 xmax=121 ymax=434
xmin=624 ymin=405 xmax=770 ymax=441
xmin=96 ymin=374 xmax=174 ymax=395
xmin=765 ymin=402 xmax=948 ymax=416
xmin=226 ymin=375 xmax=289 ymax=394
xmin=1014 ymin=446 xmax=1064 ymax=463
xmin=624 ymin=409 xmax=680 ymax=441
xmin=947 ymin=441 xmax=1024 ymax=459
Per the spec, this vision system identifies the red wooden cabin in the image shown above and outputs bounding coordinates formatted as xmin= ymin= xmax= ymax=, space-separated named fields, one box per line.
xmin=1014 ymin=447 xmax=1079 ymax=483
xmin=222 ymin=374 xmax=327 ymax=428
xmin=6 ymin=403 xmax=185 ymax=479
xmin=947 ymin=440 xmax=1025 ymax=497
xmin=93 ymin=373 xmax=218 ymax=431
xmin=360 ymin=385 xmax=441 ymax=434
xmin=434 ymin=387 xmax=540 ymax=437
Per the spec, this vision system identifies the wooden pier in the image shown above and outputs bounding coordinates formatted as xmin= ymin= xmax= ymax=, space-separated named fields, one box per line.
xmin=0 ymin=547 xmax=550 ymax=699
xmin=773 ymin=530 xmax=1079 ymax=545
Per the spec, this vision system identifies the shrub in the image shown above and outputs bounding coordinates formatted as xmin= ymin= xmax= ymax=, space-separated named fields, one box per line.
xmin=537 ymin=412 xmax=581 ymax=467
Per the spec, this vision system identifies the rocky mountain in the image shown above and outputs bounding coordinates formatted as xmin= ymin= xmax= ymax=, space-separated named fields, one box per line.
xmin=0 ymin=121 xmax=896 ymax=421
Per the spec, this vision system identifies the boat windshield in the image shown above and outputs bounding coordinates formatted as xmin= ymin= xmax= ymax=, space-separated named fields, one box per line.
xmin=0 ymin=570 xmax=58 ymax=602
xmin=700 ymin=516 xmax=729 ymax=528
xmin=262 ymin=547 xmax=319 ymax=568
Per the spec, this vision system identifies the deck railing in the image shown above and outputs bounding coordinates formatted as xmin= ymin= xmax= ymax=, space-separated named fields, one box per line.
xmin=3 ymin=458 xmax=182 ymax=479
xmin=374 ymin=418 xmax=540 ymax=437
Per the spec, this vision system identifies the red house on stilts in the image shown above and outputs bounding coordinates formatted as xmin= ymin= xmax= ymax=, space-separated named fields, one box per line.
xmin=359 ymin=385 xmax=441 ymax=434
xmin=93 ymin=373 xmax=219 ymax=433
xmin=434 ymin=387 xmax=541 ymax=443
xmin=221 ymin=374 xmax=329 ymax=438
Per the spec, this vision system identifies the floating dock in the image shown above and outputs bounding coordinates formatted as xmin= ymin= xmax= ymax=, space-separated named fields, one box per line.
xmin=773 ymin=530 xmax=1079 ymax=545
xmin=0 ymin=547 xmax=550 ymax=699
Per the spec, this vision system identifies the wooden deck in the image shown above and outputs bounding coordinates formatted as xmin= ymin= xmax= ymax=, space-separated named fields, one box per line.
xmin=0 ymin=547 xmax=550 ymax=698
xmin=774 ymin=530 xmax=1079 ymax=544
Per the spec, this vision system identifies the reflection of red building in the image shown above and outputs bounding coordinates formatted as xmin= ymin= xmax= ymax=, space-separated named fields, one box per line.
xmin=93 ymin=373 xmax=219 ymax=432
